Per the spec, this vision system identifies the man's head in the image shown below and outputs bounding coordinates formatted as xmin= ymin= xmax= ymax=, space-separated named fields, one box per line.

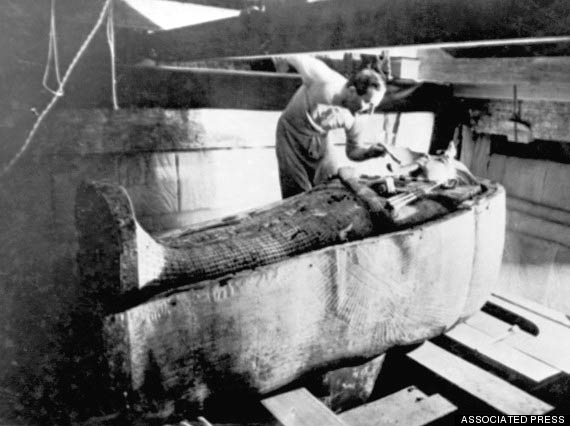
xmin=343 ymin=69 xmax=386 ymax=114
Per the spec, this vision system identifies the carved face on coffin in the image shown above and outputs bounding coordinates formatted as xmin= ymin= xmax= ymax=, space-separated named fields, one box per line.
xmin=398 ymin=142 xmax=477 ymax=185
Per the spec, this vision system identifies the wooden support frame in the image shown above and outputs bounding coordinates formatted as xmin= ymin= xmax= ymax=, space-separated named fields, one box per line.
xmin=420 ymin=55 xmax=570 ymax=87
xmin=419 ymin=53 xmax=570 ymax=102
xmin=445 ymin=322 xmax=560 ymax=382
xmin=408 ymin=342 xmax=553 ymax=415
xmin=339 ymin=386 xmax=456 ymax=426
xmin=122 ymin=0 xmax=570 ymax=63
xmin=114 ymin=65 xmax=453 ymax=112
xmin=262 ymin=386 xmax=456 ymax=426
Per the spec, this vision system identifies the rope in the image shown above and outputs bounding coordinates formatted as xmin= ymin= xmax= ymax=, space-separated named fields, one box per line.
xmin=1 ymin=0 xmax=113 ymax=178
xmin=106 ymin=0 xmax=119 ymax=110
xmin=42 ymin=0 xmax=63 ymax=96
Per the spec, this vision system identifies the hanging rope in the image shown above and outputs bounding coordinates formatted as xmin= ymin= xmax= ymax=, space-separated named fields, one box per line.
xmin=106 ymin=0 xmax=119 ymax=110
xmin=42 ymin=0 xmax=63 ymax=96
xmin=1 ymin=0 xmax=113 ymax=178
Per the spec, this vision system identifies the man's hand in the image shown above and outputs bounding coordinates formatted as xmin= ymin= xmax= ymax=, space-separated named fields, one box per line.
xmin=366 ymin=143 xmax=387 ymax=159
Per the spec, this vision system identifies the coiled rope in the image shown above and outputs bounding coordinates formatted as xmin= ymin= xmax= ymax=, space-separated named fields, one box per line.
xmin=1 ymin=0 xmax=113 ymax=178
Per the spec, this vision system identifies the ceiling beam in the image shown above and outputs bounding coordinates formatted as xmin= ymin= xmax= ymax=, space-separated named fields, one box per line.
xmin=419 ymin=54 xmax=570 ymax=86
xmin=126 ymin=0 xmax=570 ymax=63
xmin=418 ymin=53 xmax=570 ymax=102
xmin=452 ymin=83 xmax=570 ymax=103
xmin=116 ymin=65 xmax=452 ymax=112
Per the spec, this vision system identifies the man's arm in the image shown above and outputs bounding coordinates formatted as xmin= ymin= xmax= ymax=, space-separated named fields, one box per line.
xmin=312 ymin=105 xmax=387 ymax=161
xmin=280 ymin=55 xmax=345 ymax=86
xmin=344 ymin=120 xmax=387 ymax=161
xmin=346 ymin=141 xmax=386 ymax=161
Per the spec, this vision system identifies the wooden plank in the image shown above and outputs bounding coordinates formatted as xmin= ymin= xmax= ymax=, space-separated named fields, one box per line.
xmin=466 ymin=311 xmax=570 ymax=373
xmin=445 ymin=323 xmax=559 ymax=382
xmin=452 ymin=83 xmax=570 ymax=103
xmin=490 ymin=293 xmax=570 ymax=341
xmin=492 ymin=291 xmax=570 ymax=328
xmin=339 ymin=386 xmax=456 ymax=426
xmin=408 ymin=342 xmax=553 ymax=415
xmin=419 ymin=55 xmax=570 ymax=86
xmin=467 ymin=98 xmax=570 ymax=142
xmin=261 ymin=388 xmax=349 ymax=426
xmin=119 ymin=62 xmax=440 ymax=112
xmin=116 ymin=65 xmax=453 ymax=112
xmin=131 ymin=0 xmax=570 ymax=63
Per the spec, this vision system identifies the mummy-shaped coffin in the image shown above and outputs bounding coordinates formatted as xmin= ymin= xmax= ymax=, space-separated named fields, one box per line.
xmin=75 ymin=174 xmax=505 ymax=412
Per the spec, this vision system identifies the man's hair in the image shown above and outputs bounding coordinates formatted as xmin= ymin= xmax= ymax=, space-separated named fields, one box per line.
xmin=347 ymin=69 xmax=386 ymax=96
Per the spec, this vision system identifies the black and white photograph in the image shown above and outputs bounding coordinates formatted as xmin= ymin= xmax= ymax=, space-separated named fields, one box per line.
xmin=1 ymin=0 xmax=569 ymax=424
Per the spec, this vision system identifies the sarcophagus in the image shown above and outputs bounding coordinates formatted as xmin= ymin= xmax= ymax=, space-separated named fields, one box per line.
xmin=75 ymin=169 xmax=505 ymax=413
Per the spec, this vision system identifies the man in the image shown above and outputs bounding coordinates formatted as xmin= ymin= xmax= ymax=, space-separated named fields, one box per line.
xmin=275 ymin=55 xmax=388 ymax=198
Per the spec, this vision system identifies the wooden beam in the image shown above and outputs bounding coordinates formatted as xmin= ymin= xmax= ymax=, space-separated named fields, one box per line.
xmin=127 ymin=0 xmax=570 ymax=62
xmin=493 ymin=291 xmax=570 ymax=329
xmin=116 ymin=65 xmax=452 ymax=111
xmin=262 ymin=386 xmax=456 ymax=426
xmin=445 ymin=323 xmax=559 ymax=382
xmin=408 ymin=342 xmax=553 ymax=415
xmin=467 ymin=98 xmax=570 ymax=142
xmin=262 ymin=388 xmax=349 ymax=426
xmin=419 ymin=53 xmax=570 ymax=102
xmin=339 ymin=386 xmax=456 ymax=426
xmin=453 ymin=83 xmax=570 ymax=103
xmin=466 ymin=310 xmax=570 ymax=373
xmin=420 ymin=55 xmax=570 ymax=86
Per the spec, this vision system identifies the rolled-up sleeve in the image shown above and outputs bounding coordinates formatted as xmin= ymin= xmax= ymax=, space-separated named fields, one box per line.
xmin=312 ymin=105 xmax=355 ymax=133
